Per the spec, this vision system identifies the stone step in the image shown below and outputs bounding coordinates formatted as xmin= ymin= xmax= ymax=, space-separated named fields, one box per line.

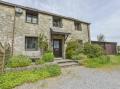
xmin=54 ymin=58 xmax=79 ymax=67
xmin=56 ymin=59 xmax=78 ymax=64
xmin=54 ymin=58 xmax=63 ymax=60
xmin=58 ymin=62 xmax=79 ymax=67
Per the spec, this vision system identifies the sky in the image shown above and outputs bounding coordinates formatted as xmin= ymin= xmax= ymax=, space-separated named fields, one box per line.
xmin=2 ymin=0 xmax=120 ymax=45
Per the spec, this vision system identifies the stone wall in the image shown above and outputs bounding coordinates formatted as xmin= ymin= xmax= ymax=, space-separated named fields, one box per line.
xmin=0 ymin=4 xmax=90 ymax=58
xmin=62 ymin=19 xmax=89 ymax=43
xmin=0 ymin=4 xmax=14 ymax=46
xmin=14 ymin=9 xmax=53 ymax=58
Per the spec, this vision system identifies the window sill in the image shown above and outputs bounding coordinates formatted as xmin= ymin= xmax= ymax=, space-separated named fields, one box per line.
xmin=75 ymin=30 xmax=82 ymax=31
xmin=53 ymin=26 xmax=63 ymax=28
xmin=25 ymin=21 xmax=38 ymax=25
xmin=25 ymin=49 xmax=39 ymax=51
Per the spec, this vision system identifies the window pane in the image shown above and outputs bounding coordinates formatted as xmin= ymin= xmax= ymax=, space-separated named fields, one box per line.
xmin=54 ymin=41 xmax=59 ymax=48
xmin=53 ymin=17 xmax=62 ymax=27
xmin=78 ymin=40 xmax=83 ymax=44
xmin=75 ymin=22 xmax=82 ymax=31
xmin=26 ymin=15 xmax=32 ymax=23
xmin=25 ymin=37 xmax=38 ymax=51
xmin=26 ymin=11 xmax=38 ymax=24
xmin=32 ymin=16 xmax=38 ymax=24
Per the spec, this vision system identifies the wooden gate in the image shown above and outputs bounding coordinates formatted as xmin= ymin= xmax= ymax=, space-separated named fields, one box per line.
xmin=0 ymin=43 xmax=5 ymax=73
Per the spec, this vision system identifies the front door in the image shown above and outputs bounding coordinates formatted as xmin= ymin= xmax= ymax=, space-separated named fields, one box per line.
xmin=53 ymin=39 xmax=62 ymax=57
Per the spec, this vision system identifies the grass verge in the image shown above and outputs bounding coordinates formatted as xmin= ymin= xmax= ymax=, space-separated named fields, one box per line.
xmin=82 ymin=55 xmax=120 ymax=68
xmin=0 ymin=64 xmax=61 ymax=89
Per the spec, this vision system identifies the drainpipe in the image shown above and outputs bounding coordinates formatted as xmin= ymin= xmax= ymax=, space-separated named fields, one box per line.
xmin=11 ymin=6 xmax=16 ymax=55
xmin=87 ymin=24 xmax=91 ymax=43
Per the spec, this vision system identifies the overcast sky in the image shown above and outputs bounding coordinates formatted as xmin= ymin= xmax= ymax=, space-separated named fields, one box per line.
xmin=2 ymin=0 xmax=120 ymax=45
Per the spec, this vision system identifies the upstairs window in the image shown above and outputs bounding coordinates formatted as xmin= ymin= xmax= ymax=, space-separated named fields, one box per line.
xmin=53 ymin=16 xmax=62 ymax=28
xmin=26 ymin=11 xmax=38 ymax=24
xmin=74 ymin=22 xmax=82 ymax=31
xmin=25 ymin=37 xmax=38 ymax=51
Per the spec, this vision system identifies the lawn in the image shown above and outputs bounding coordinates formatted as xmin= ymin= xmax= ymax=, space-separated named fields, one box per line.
xmin=83 ymin=55 xmax=120 ymax=68
xmin=0 ymin=64 xmax=61 ymax=89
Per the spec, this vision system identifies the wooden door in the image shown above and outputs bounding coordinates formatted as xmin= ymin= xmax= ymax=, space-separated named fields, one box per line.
xmin=53 ymin=39 xmax=62 ymax=57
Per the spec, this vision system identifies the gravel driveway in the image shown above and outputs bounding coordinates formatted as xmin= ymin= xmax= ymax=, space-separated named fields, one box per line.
xmin=15 ymin=66 xmax=120 ymax=89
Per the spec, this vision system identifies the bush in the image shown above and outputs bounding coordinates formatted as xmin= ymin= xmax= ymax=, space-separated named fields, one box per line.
xmin=42 ymin=52 xmax=54 ymax=62
xmin=66 ymin=40 xmax=83 ymax=59
xmin=83 ymin=43 xmax=104 ymax=58
xmin=0 ymin=64 xmax=61 ymax=89
xmin=83 ymin=55 xmax=111 ymax=68
xmin=72 ymin=54 xmax=87 ymax=60
xmin=7 ymin=55 xmax=32 ymax=68
xmin=35 ymin=59 xmax=45 ymax=65
xmin=66 ymin=49 xmax=76 ymax=59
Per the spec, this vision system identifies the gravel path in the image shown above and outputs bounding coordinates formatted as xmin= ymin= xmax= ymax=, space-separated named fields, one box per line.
xmin=15 ymin=66 xmax=120 ymax=89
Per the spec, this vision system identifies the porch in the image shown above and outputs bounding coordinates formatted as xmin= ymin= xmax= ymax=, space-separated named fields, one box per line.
xmin=50 ymin=28 xmax=70 ymax=59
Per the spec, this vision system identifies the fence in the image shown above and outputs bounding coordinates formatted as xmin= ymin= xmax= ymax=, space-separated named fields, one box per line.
xmin=0 ymin=43 xmax=5 ymax=73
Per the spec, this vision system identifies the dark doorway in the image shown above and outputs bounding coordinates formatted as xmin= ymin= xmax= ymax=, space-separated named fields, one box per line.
xmin=53 ymin=39 xmax=62 ymax=57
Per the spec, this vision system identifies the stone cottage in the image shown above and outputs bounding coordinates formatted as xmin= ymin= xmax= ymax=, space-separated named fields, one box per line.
xmin=0 ymin=1 xmax=91 ymax=59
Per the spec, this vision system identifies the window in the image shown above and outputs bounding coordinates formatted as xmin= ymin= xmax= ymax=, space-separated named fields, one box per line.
xmin=74 ymin=22 xmax=82 ymax=31
xmin=25 ymin=37 xmax=38 ymax=51
xmin=53 ymin=16 xmax=62 ymax=27
xmin=26 ymin=11 xmax=38 ymax=24
xmin=78 ymin=40 xmax=83 ymax=44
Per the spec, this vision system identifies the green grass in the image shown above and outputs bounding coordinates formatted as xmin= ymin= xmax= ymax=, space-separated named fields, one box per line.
xmin=110 ymin=55 xmax=120 ymax=65
xmin=7 ymin=55 xmax=32 ymax=68
xmin=83 ymin=55 xmax=120 ymax=68
xmin=0 ymin=64 xmax=61 ymax=89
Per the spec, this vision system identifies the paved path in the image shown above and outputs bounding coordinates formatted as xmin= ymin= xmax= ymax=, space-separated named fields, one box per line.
xmin=15 ymin=66 xmax=120 ymax=89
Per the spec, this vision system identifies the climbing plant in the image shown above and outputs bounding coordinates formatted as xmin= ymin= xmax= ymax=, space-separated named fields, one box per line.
xmin=38 ymin=33 xmax=48 ymax=55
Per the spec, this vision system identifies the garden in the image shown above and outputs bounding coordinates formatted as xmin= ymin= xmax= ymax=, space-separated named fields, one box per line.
xmin=0 ymin=35 xmax=120 ymax=89
xmin=0 ymin=45 xmax=61 ymax=89
xmin=0 ymin=33 xmax=61 ymax=89
xmin=66 ymin=40 xmax=120 ymax=68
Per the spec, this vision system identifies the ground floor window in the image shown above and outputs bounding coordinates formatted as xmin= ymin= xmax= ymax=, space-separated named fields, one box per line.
xmin=25 ymin=37 xmax=38 ymax=51
xmin=78 ymin=40 xmax=83 ymax=44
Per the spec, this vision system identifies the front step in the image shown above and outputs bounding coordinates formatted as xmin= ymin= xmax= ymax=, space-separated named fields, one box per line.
xmin=55 ymin=59 xmax=79 ymax=67
xmin=59 ymin=62 xmax=79 ymax=67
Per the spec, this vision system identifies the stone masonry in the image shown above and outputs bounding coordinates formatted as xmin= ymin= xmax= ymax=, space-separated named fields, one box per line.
xmin=0 ymin=2 xmax=90 ymax=58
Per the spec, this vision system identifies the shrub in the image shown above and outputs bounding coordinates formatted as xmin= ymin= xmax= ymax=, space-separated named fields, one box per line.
xmin=66 ymin=40 xmax=83 ymax=59
xmin=7 ymin=55 xmax=32 ymax=68
xmin=42 ymin=52 xmax=54 ymax=62
xmin=72 ymin=54 xmax=87 ymax=60
xmin=83 ymin=43 xmax=104 ymax=58
xmin=0 ymin=64 xmax=61 ymax=89
xmin=66 ymin=49 xmax=76 ymax=59
xmin=35 ymin=59 xmax=45 ymax=65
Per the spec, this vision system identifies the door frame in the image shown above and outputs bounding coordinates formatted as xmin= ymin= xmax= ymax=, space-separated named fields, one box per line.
xmin=53 ymin=39 xmax=63 ymax=58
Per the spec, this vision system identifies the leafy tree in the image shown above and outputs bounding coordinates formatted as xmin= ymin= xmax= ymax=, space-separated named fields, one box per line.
xmin=38 ymin=33 xmax=48 ymax=55
xmin=97 ymin=34 xmax=105 ymax=42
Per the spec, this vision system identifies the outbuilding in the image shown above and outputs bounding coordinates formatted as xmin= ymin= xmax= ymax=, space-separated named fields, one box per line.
xmin=91 ymin=41 xmax=117 ymax=55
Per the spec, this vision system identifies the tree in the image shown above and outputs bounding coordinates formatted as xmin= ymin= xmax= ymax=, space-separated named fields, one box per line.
xmin=38 ymin=33 xmax=48 ymax=55
xmin=97 ymin=34 xmax=105 ymax=42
